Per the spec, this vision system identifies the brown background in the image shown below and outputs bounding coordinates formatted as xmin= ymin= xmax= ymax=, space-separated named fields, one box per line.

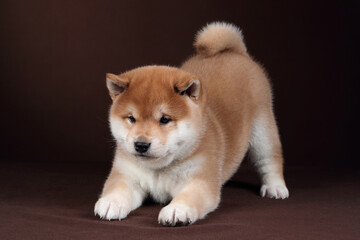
xmin=0 ymin=0 xmax=359 ymax=166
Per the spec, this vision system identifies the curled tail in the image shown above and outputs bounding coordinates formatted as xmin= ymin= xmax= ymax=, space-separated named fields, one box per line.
xmin=194 ymin=22 xmax=248 ymax=57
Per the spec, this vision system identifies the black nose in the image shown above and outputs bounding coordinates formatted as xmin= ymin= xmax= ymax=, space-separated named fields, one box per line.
xmin=134 ymin=141 xmax=151 ymax=153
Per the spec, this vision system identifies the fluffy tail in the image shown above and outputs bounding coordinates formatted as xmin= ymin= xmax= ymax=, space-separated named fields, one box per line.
xmin=194 ymin=22 xmax=247 ymax=57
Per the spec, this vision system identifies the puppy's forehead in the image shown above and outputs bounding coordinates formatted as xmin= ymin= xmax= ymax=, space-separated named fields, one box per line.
xmin=120 ymin=66 xmax=190 ymax=118
xmin=127 ymin=67 xmax=178 ymax=102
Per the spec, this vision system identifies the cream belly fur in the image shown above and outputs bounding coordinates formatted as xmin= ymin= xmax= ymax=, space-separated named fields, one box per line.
xmin=94 ymin=22 xmax=289 ymax=226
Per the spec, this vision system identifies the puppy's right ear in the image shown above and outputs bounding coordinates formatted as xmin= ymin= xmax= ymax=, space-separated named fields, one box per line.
xmin=106 ymin=73 xmax=129 ymax=100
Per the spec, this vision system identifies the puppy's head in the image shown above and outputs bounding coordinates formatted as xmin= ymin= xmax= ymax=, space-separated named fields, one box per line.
xmin=106 ymin=66 xmax=205 ymax=169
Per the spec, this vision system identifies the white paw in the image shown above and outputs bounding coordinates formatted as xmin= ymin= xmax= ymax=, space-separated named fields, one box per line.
xmin=158 ymin=203 xmax=198 ymax=226
xmin=94 ymin=196 xmax=131 ymax=220
xmin=260 ymin=183 xmax=289 ymax=199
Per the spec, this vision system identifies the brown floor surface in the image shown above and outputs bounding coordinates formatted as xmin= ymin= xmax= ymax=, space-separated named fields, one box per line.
xmin=0 ymin=161 xmax=359 ymax=240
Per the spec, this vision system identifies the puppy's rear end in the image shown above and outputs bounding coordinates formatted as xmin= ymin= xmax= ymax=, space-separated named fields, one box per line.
xmin=182 ymin=22 xmax=289 ymax=198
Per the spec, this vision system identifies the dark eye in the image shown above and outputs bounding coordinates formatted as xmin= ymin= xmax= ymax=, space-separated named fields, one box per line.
xmin=160 ymin=116 xmax=171 ymax=125
xmin=128 ymin=115 xmax=136 ymax=123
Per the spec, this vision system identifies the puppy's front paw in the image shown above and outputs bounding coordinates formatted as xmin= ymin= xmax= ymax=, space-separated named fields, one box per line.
xmin=94 ymin=196 xmax=131 ymax=220
xmin=260 ymin=183 xmax=289 ymax=199
xmin=158 ymin=203 xmax=198 ymax=227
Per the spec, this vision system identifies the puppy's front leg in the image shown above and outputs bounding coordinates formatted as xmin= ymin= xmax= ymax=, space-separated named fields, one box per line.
xmin=94 ymin=169 xmax=145 ymax=220
xmin=158 ymin=179 xmax=220 ymax=226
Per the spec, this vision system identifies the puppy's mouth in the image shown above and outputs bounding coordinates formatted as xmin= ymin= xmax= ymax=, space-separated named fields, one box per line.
xmin=135 ymin=153 xmax=156 ymax=160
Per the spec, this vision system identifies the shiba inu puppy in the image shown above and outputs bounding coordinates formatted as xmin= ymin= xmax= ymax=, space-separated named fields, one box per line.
xmin=94 ymin=22 xmax=289 ymax=226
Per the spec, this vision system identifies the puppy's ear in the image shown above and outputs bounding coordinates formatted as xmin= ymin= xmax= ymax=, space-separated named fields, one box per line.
xmin=106 ymin=73 xmax=129 ymax=100
xmin=174 ymin=78 xmax=201 ymax=100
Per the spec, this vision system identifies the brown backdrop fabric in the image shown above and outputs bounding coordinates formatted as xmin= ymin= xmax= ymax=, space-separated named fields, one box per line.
xmin=0 ymin=0 xmax=359 ymax=239
xmin=0 ymin=0 xmax=358 ymax=167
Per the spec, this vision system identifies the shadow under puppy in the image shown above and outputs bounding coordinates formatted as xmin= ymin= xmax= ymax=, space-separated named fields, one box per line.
xmin=94 ymin=22 xmax=289 ymax=226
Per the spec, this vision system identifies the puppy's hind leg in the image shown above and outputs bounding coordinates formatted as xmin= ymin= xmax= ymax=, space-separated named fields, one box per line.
xmin=249 ymin=112 xmax=289 ymax=199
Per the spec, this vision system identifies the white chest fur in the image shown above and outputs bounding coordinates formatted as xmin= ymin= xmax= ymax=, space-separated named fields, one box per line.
xmin=114 ymin=155 xmax=202 ymax=203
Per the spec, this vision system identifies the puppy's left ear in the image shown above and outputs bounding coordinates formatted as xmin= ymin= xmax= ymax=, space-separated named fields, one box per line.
xmin=175 ymin=78 xmax=201 ymax=100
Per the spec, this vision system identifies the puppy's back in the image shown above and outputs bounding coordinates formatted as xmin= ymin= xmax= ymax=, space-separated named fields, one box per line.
xmin=182 ymin=22 xmax=273 ymax=181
